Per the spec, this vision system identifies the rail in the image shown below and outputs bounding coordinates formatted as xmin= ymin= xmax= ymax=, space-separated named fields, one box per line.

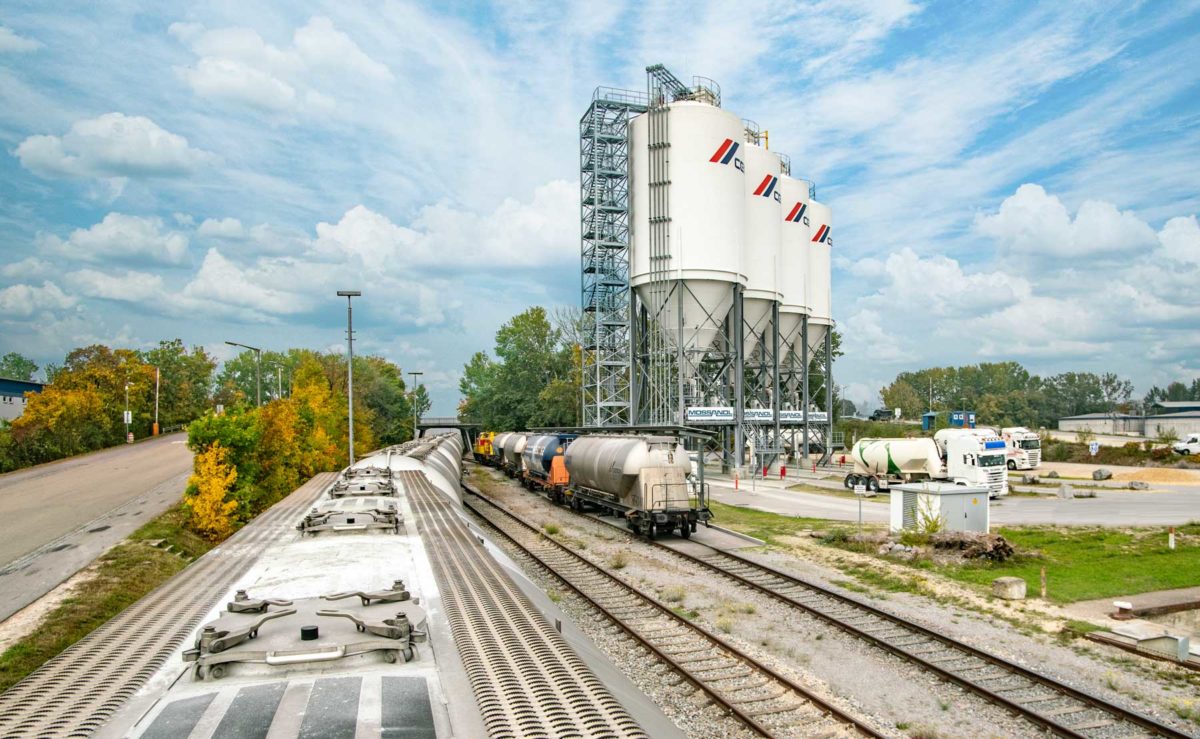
xmin=463 ymin=482 xmax=882 ymax=738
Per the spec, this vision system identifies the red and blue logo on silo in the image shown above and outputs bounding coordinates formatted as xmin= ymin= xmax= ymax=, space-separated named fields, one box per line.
xmin=752 ymin=175 xmax=779 ymax=198
xmin=709 ymin=138 xmax=740 ymax=164
xmin=785 ymin=202 xmax=808 ymax=223
xmin=812 ymin=224 xmax=831 ymax=244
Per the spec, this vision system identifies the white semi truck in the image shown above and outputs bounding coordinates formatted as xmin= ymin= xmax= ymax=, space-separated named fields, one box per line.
xmin=845 ymin=432 xmax=1008 ymax=499
xmin=1000 ymin=427 xmax=1041 ymax=469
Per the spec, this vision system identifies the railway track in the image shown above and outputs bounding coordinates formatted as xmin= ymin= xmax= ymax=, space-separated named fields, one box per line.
xmin=466 ymin=475 xmax=1190 ymax=739
xmin=462 ymin=487 xmax=883 ymax=739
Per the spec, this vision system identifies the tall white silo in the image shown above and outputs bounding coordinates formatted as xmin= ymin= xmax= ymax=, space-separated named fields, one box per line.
xmin=741 ymin=143 xmax=784 ymax=359
xmin=806 ymin=199 xmax=833 ymax=355
xmin=776 ymin=175 xmax=811 ymax=356
xmin=629 ymin=101 xmax=746 ymax=354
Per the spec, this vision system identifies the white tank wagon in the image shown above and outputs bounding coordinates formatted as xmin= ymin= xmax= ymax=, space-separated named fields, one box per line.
xmin=490 ymin=431 xmax=513 ymax=467
xmin=805 ymin=199 xmax=834 ymax=356
xmin=499 ymin=432 xmax=528 ymax=478
xmin=563 ymin=435 xmax=711 ymax=539
xmin=630 ymin=100 xmax=746 ymax=354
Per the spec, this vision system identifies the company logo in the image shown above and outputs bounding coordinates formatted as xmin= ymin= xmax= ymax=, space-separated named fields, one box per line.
xmin=709 ymin=138 xmax=741 ymax=167
xmin=785 ymin=202 xmax=808 ymax=223
xmin=752 ymin=174 xmax=779 ymax=200
xmin=812 ymin=224 xmax=832 ymax=245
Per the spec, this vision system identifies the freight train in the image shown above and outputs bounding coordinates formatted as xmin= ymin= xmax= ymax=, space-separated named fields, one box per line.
xmin=477 ymin=430 xmax=711 ymax=539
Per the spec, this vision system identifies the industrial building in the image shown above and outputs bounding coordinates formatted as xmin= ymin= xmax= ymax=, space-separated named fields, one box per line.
xmin=1057 ymin=411 xmax=1200 ymax=439
xmin=0 ymin=377 xmax=42 ymax=422
xmin=580 ymin=65 xmax=833 ymax=471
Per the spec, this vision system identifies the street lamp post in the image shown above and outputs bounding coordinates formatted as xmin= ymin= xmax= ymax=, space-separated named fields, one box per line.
xmin=265 ymin=362 xmax=286 ymax=400
xmin=124 ymin=381 xmax=131 ymax=443
xmin=337 ymin=291 xmax=362 ymax=466
xmin=409 ymin=371 xmax=423 ymax=441
xmin=225 ymin=341 xmax=263 ymax=407
xmin=154 ymin=366 xmax=160 ymax=435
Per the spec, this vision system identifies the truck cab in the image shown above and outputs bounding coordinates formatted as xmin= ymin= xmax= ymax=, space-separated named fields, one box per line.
xmin=1000 ymin=427 xmax=1041 ymax=470
xmin=934 ymin=429 xmax=1008 ymax=499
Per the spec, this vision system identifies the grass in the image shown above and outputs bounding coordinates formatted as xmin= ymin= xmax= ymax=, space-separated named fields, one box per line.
xmin=708 ymin=501 xmax=852 ymax=545
xmin=710 ymin=500 xmax=1200 ymax=605
xmin=0 ymin=503 xmax=213 ymax=693
xmin=910 ymin=523 xmax=1200 ymax=603
xmin=542 ymin=523 xmax=560 ymax=536
xmin=608 ymin=551 xmax=629 ymax=570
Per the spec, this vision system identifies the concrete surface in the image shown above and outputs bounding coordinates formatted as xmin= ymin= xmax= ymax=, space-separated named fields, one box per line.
xmin=706 ymin=471 xmax=1200 ymax=527
xmin=0 ymin=433 xmax=193 ymax=622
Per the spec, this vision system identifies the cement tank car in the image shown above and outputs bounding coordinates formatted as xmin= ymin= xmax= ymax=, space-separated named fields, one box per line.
xmin=564 ymin=435 xmax=710 ymax=539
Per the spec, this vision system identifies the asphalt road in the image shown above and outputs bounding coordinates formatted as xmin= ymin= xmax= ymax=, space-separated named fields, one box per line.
xmin=0 ymin=433 xmax=193 ymax=622
xmin=707 ymin=471 xmax=1200 ymax=527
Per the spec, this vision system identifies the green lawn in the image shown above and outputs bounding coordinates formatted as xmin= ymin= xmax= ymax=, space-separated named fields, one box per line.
xmin=916 ymin=524 xmax=1200 ymax=603
xmin=709 ymin=501 xmax=1200 ymax=604
xmin=0 ymin=504 xmax=213 ymax=693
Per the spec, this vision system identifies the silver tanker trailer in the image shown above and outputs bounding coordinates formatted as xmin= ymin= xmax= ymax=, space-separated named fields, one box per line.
xmin=499 ymin=432 xmax=528 ymax=478
xmin=563 ymin=434 xmax=710 ymax=539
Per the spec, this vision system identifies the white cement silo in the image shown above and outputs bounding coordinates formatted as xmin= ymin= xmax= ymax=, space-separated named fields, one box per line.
xmin=806 ymin=199 xmax=833 ymax=355
xmin=630 ymin=100 xmax=746 ymax=353
xmin=776 ymin=175 xmax=812 ymax=355
xmin=741 ymin=143 xmax=784 ymax=358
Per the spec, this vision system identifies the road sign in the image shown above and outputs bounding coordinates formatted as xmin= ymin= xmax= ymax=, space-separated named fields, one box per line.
xmin=853 ymin=484 xmax=867 ymax=496
xmin=1088 ymin=441 xmax=1100 ymax=457
xmin=123 ymin=410 xmax=132 ymax=425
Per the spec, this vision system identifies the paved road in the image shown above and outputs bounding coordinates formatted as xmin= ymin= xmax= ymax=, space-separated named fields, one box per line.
xmin=0 ymin=433 xmax=193 ymax=622
xmin=707 ymin=471 xmax=1200 ymax=527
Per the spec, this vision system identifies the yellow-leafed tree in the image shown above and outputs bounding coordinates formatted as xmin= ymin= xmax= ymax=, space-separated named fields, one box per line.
xmin=187 ymin=441 xmax=239 ymax=540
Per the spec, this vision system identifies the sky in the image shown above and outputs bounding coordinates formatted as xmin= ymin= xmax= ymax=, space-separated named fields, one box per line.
xmin=0 ymin=1 xmax=1198 ymax=415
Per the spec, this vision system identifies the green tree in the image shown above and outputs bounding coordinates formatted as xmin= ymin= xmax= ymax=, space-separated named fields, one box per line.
xmin=141 ymin=339 xmax=216 ymax=427
xmin=0 ymin=352 xmax=38 ymax=381
xmin=881 ymin=379 xmax=923 ymax=419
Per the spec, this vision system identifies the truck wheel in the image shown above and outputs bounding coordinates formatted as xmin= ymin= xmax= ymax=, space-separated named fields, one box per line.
xmin=844 ymin=474 xmax=856 ymax=489
xmin=866 ymin=477 xmax=879 ymax=492
xmin=680 ymin=522 xmax=691 ymax=539
xmin=1007 ymin=460 xmax=1016 ymax=470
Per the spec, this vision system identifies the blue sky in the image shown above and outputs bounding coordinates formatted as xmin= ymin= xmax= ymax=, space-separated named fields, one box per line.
xmin=1 ymin=1 xmax=1198 ymax=414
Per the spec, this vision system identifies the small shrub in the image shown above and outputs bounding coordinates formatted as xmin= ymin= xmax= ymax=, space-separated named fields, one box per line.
xmin=542 ymin=523 xmax=560 ymax=536
xmin=662 ymin=585 xmax=686 ymax=603
xmin=547 ymin=590 xmax=562 ymax=603
xmin=822 ymin=528 xmax=851 ymax=544
xmin=715 ymin=616 xmax=733 ymax=633
xmin=609 ymin=551 xmax=628 ymax=570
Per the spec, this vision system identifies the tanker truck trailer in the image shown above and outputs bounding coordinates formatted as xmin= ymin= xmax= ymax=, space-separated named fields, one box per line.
xmin=564 ymin=434 xmax=711 ymax=539
xmin=846 ymin=434 xmax=1007 ymax=499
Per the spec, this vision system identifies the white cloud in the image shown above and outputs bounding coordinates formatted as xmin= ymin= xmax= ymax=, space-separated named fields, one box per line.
xmin=0 ymin=281 xmax=76 ymax=317
xmin=40 ymin=213 xmax=189 ymax=265
xmin=1157 ymin=216 xmax=1200 ymax=265
xmin=197 ymin=217 xmax=246 ymax=239
xmin=0 ymin=26 xmax=39 ymax=53
xmin=170 ymin=16 xmax=390 ymax=114
xmin=0 ymin=257 xmax=55 ymax=280
xmin=65 ymin=269 xmax=165 ymax=302
xmin=15 ymin=113 xmax=211 ymax=179
xmin=975 ymin=184 xmax=1157 ymax=259
xmin=178 ymin=248 xmax=306 ymax=316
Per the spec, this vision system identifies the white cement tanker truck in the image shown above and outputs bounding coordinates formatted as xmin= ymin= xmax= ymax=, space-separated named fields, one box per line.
xmin=846 ymin=432 xmax=1008 ymax=499
xmin=1000 ymin=427 xmax=1041 ymax=470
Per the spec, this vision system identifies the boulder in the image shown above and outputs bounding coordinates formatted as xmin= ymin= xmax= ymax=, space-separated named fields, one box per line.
xmin=1021 ymin=474 xmax=1040 ymax=484
xmin=1093 ymin=468 xmax=1113 ymax=481
xmin=1046 ymin=470 xmax=1060 ymax=478
xmin=1128 ymin=481 xmax=1150 ymax=490
xmin=992 ymin=576 xmax=1027 ymax=600
xmin=1058 ymin=484 xmax=1074 ymax=499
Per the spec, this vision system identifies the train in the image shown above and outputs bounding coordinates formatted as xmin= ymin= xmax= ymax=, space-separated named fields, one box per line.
xmin=476 ymin=430 xmax=711 ymax=539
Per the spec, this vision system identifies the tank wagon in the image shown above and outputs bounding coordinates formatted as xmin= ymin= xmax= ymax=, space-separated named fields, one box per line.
xmin=488 ymin=431 xmax=512 ymax=467
xmin=499 ymin=432 xmax=528 ymax=477
xmin=521 ymin=433 xmax=575 ymax=500
xmin=564 ymin=434 xmax=710 ymax=539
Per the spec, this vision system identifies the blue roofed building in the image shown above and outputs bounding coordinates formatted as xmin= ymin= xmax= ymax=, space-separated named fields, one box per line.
xmin=0 ymin=378 xmax=44 ymax=422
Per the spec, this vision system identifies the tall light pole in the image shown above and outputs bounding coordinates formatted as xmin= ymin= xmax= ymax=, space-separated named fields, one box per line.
xmin=225 ymin=341 xmax=262 ymax=406
xmin=338 ymin=290 xmax=361 ymax=466
xmin=409 ymin=371 xmax=423 ymax=441
xmin=124 ymin=381 xmax=131 ymax=442
xmin=265 ymin=362 xmax=286 ymax=399
xmin=154 ymin=366 xmax=160 ymax=435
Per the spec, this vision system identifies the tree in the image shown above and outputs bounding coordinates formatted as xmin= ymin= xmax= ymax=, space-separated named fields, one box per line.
xmin=186 ymin=441 xmax=239 ymax=540
xmin=1098 ymin=372 xmax=1134 ymax=418
xmin=142 ymin=339 xmax=216 ymax=427
xmin=0 ymin=352 xmax=38 ymax=381
xmin=881 ymin=380 xmax=923 ymax=419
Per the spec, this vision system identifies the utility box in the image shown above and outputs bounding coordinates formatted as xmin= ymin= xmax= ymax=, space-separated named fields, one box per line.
xmin=890 ymin=482 xmax=989 ymax=534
